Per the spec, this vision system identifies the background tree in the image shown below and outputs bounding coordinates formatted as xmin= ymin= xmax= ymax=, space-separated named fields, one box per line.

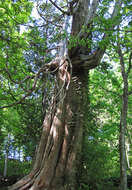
xmin=1 ymin=0 xmax=132 ymax=190
xmin=109 ymin=24 xmax=132 ymax=190
xmin=88 ymin=18 xmax=132 ymax=189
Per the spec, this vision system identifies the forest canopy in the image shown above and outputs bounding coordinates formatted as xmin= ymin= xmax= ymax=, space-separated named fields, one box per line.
xmin=0 ymin=0 xmax=132 ymax=190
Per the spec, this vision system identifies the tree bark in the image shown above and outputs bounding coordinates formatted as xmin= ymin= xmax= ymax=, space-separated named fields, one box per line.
xmin=4 ymin=133 xmax=11 ymax=177
xmin=118 ymin=43 xmax=128 ymax=190
xmin=119 ymin=89 xmax=128 ymax=190
xmin=8 ymin=61 xmax=89 ymax=190
xmin=8 ymin=0 xmax=123 ymax=189
xmin=4 ymin=149 xmax=8 ymax=177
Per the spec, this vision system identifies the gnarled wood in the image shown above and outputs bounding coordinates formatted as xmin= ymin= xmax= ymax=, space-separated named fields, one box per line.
xmin=8 ymin=0 xmax=123 ymax=189
xmin=8 ymin=57 xmax=88 ymax=190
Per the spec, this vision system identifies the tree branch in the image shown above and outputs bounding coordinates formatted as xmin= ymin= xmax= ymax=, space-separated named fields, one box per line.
xmin=117 ymin=42 xmax=128 ymax=83
xmin=0 ymin=90 xmax=34 ymax=109
xmin=4 ymin=65 xmax=35 ymax=85
xmin=85 ymin=0 xmax=99 ymax=26
xmin=0 ymin=55 xmax=72 ymax=109
xmin=49 ymin=0 xmax=68 ymax=15
xmin=127 ymin=51 xmax=132 ymax=75
xmin=0 ymin=66 xmax=43 ymax=109
xmin=92 ymin=0 xmax=123 ymax=67
xmin=36 ymin=2 xmax=63 ymax=28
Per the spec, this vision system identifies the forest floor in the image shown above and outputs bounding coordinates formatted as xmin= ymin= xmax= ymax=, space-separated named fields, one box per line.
xmin=0 ymin=175 xmax=20 ymax=190
xmin=1 ymin=175 xmax=132 ymax=190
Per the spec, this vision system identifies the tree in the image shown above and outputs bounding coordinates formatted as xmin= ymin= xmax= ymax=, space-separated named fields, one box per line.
xmin=90 ymin=20 xmax=132 ymax=189
xmin=110 ymin=25 xmax=132 ymax=190
xmin=0 ymin=0 xmax=128 ymax=189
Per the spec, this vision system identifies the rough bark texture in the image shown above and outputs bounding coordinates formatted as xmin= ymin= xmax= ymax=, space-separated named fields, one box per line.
xmin=118 ymin=45 xmax=128 ymax=190
xmin=8 ymin=0 xmax=123 ymax=189
xmin=119 ymin=87 xmax=128 ymax=190
xmin=8 ymin=60 xmax=88 ymax=190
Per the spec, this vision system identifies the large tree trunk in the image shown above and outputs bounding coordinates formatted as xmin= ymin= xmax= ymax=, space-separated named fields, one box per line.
xmin=8 ymin=0 xmax=122 ymax=189
xmin=9 ymin=63 xmax=89 ymax=190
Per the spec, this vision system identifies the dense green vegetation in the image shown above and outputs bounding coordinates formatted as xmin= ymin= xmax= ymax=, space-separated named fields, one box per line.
xmin=0 ymin=0 xmax=132 ymax=190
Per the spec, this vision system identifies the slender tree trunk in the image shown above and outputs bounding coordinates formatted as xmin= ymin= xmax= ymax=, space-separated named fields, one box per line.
xmin=4 ymin=150 xmax=8 ymax=177
xmin=4 ymin=133 xmax=10 ymax=177
xmin=118 ymin=45 xmax=128 ymax=190
xmin=126 ymin=134 xmax=132 ymax=174
xmin=126 ymin=139 xmax=130 ymax=170
xmin=119 ymin=89 xmax=128 ymax=190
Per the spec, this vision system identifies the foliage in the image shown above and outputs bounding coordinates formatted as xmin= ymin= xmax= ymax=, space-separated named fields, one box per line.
xmin=0 ymin=158 xmax=31 ymax=177
xmin=0 ymin=0 xmax=132 ymax=189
